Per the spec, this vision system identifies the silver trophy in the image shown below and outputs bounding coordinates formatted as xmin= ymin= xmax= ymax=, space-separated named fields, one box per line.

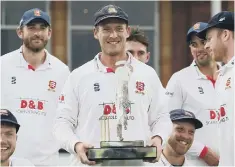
xmin=115 ymin=60 xmax=131 ymax=141
xmin=87 ymin=61 xmax=157 ymax=162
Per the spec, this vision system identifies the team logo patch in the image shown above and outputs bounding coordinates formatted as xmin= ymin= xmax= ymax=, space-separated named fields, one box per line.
xmin=193 ymin=23 xmax=200 ymax=30
xmin=34 ymin=9 xmax=41 ymax=16
xmin=108 ymin=7 xmax=117 ymax=14
xmin=16 ymin=98 xmax=47 ymax=116
xmin=135 ymin=81 xmax=145 ymax=95
xmin=165 ymin=91 xmax=174 ymax=97
xmin=225 ymin=77 xmax=231 ymax=90
xmin=0 ymin=109 xmax=9 ymax=116
xmin=198 ymin=87 xmax=204 ymax=94
xmin=48 ymin=80 xmax=56 ymax=92
xmin=59 ymin=94 xmax=65 ymax=103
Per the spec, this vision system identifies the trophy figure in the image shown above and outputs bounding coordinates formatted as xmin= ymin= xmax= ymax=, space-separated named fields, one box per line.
xmin=115 ymin=60 xmax=130 ymax=142
xmin=87 ymin=61 xmax=157 ymax=162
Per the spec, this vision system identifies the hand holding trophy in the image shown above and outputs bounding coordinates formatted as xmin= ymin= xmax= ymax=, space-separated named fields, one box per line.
xmin=87 ymin=61 xmax=157 ymax=162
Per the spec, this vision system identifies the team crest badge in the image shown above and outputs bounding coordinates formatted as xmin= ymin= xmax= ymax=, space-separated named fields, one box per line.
xmin=108 ymin=7 xmax=117 ymax=14
xmin=48 ymin=80 xmax=56 ymax=92
xmin=193 ymin=23 xmax=200 ymax=30
xmin=135 ymin=81 xmax=145 ymax=95
xmin=59 ymin=94 xmax=65 ymax=103
xmin=225 ymin=77 xmax=231 ymax=90
xmin=34 ymin=9 xmax=41 ymax=16
xmin=0 ymin=109 xmax=9 ymax=116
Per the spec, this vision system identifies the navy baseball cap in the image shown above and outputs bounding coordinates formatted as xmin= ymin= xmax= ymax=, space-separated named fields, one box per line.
xmin=0 ymin=109 xmax=20 ymax=133
xmin=186 ymin=22 xmax=208 ymax=43
xmin=94 ymin=4 xmax=128 ymax=26
xmin=19 ymin=8 xmax=50 ymax=27
xmin=170 ymin=109 xmax=203 ymax=129
xmin=198 ymin=11 xmax=234 ymax=39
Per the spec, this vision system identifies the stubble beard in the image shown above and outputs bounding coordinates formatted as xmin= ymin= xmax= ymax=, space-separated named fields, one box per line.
xmin=23 ymin=37 xmax=48 ymax=53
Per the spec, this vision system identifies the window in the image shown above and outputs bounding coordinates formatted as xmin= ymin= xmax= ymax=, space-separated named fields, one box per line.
xmin=1 ymin=1 xmax=46 ymax=25
xmin=1 ymin=30 xmax=21 ymax=55
xmin=71 ymin=30 xmax=100 ymax=69
xmin=110 ymin=1 xmax=155 ymax=26
xmin=71 ymin=1 xmax=154 ymax=26
xmin=71 ymin=1 xmax=111 ymax=25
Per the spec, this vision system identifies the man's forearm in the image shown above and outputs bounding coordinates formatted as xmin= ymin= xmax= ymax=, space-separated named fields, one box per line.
xmin=201 ymin=147 xmax=219 ymax=166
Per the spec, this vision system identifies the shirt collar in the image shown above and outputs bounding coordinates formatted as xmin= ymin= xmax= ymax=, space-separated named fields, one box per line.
xmin=190 ymin=60 xmax=221 ymax=79
xmin=160 ymin=153 xmax=172 ymax=166
xmin=190 ymin=60 xmax=207 ymax=79
xmin=18 ymin=46 xmax=52 ymax=71
xmin=219 ymin=56 xmax=234 ymax=75
xmin=94 ymin=52 xmax=132 ymax=73
xmin=160 ymin=153 xmax=187 ymax=166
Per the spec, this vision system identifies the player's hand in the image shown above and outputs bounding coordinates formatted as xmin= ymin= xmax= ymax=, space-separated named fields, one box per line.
xmin=75 ymin=142 xmax=96 ymax=165
xmin=148 ymin=135 xmax=163 ymax=163
xmin=200 ymin=147 xmax=219 ymax=166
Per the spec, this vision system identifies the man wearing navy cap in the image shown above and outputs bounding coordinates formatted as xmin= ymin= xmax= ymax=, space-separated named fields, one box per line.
xmin=17 ymin=8 xmax=51 ymax=53
xmin=198 ymin=11 xmax=234 ymax=166
xmin=54 ymin=4 xmax=170 ymax=166
xmin=198 ymin=11 xmax=234 ymax=64
xmin=153 ymin=109 xmax=202 ymax=166
xmin=1 ymin=8 xmax=70 ymax=166
xmin=165 ymin=22 xmax=220 ymax=166
xmin=0 ymin=109 xmax=35 ymax=166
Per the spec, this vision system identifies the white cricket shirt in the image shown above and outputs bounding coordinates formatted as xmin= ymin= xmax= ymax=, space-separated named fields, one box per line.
xmin=215 ymin=57 xmax=234 ymax=166
xmin=165 ymin=60 xmax=220 ymax=166
xmin=9 ymin=157 xmax=35 ymax=167
xmin=1 ymin=47 xmax=70 ymax=166
xmin=146 ymin=153 xmax=191 ymax=166
xmin=54 ymin=53 xmax=171 ymax=165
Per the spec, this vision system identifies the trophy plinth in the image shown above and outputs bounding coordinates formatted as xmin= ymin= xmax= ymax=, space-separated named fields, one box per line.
xmin=87 ymin=61 xmax=157 ymax=162
xmin=87 ymin=140 xmax=157 ymax=162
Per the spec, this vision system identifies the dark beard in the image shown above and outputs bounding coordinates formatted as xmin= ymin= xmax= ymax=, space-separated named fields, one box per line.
xmin=196 ymin=56 xmax=212 ymax=67
xmin=23 ymin=38 xmax=48 ymax=53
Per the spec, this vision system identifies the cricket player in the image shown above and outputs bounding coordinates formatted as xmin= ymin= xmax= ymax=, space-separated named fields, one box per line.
xmin=1 ymin=8 xmax=70 ymax=166
xmin=165 ymin=22 xmax=220 ymax=166
xmin=0 ymin=109 xmax=35 ymax=166
xmin=149 ymin=109 xmax=203 ymax=166
xmin=53 ymin=4 xmax=170 ymax=166
xmin=198 ymin=11 xmax=234 ymax=166
xmin=126 ymin=27 xmax=150 ymax=63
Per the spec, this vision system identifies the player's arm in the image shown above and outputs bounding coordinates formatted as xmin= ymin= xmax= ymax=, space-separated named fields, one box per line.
xmin=201 ymin=147 xmax=219 ymax=166
xmin=53 ymin=71 xmax=80 ymax=154
xmin=148 ymin=71 xmax=171 ymax=143
xmin=189 ymin=141 xmax=219 ymax=166
xmin=165 ymin=73 xmax=184 ymax=111
xmin=149 ymin=72 xmax=185 ymax=144
xmin=147 ymin=70 xmax=172 ymax=161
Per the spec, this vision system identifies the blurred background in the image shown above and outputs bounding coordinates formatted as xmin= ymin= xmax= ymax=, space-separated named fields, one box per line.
xmin=1 ymin=1 xmax=234 ymax=165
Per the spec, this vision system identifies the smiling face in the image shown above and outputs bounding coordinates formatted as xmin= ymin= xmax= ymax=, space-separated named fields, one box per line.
xmin=168 ymin=121 xmax=195 ymax=155
xmin=17 ymin=19 xmax=51 ymax=53
xmin=189 ymin=34 xmax=212 ymax=66
xmin=94 ymin=18 xmax=130 ymax=57
xmin=204 ymin=28 xmax=226 ymax=62
xmin=0 ymin=123 xmax=17 ymax=164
